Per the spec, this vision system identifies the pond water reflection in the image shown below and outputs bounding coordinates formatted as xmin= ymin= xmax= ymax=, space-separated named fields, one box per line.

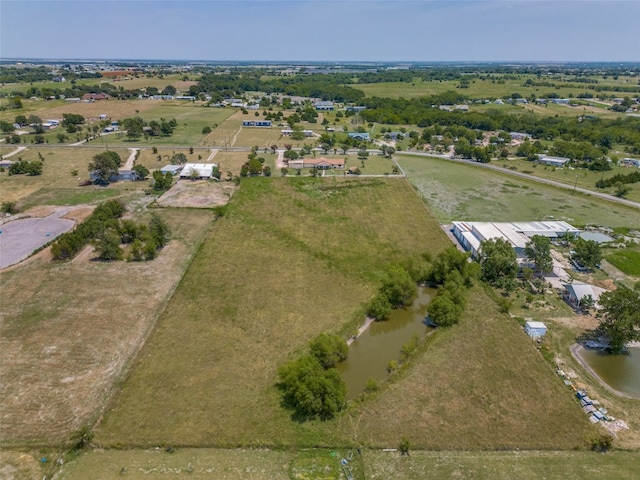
xmin=337 ymin=287 xmax=436 ymax=400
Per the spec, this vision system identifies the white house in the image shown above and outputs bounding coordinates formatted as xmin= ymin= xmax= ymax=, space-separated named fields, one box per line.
xmin=179 ymin=163 xmax=217 ymax=179
xmin=536 ymin=155 xmax=570 ymax=168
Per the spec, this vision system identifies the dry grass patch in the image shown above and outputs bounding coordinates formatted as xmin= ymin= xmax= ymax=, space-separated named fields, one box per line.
xmin=0 ymin=208 xmax=215 ymax=446
xmin=28 ymin=99 xmax=165 ymax=123
xmin=156 ymin=181 xmax=236 ymax=208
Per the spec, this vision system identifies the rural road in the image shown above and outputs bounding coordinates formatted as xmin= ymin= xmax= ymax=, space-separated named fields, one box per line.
xmin=401 ymin=152 xmax=640 ymax=210
xmin=205 ymin=149 xmax=218 ymax=162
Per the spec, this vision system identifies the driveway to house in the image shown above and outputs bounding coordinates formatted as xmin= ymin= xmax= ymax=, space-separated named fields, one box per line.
xmin=122 ymin=148 xmax=139 ymax=170
xmin=275 ymin=149 xmax=286 ymax=169
xmin=401 ymin=152 xmax=640 ymax=209
xmin=1 ymin=146 xmax=27 ymax=159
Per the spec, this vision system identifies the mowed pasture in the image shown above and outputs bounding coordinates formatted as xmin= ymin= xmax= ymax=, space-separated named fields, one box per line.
xmin=56 ymin=448 xmax=640 ymax=480
xmin=0 ymin=207 xmax=215 ymax=446
xmin=95 ymin=177 xmax=451 ymax=448
xmin=0 ymin=146 xmax=139 ymax=207
xmin=396 ymin=154 xmax=640 ymax=228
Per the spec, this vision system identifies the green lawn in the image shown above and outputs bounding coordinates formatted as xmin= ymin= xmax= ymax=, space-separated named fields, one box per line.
xmin=396 ymin=153 xmax=640 ymax=229
xmin=607 ymin=250 xmax=640 ymax=276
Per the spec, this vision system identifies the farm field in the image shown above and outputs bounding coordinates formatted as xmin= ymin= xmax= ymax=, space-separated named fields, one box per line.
xmin=94 ymin=177 xmax=451 ymax=447
xmin=51 ymin=448 xmax=640 ymax=480
xmin=396 ymin=153 xmax=640 ymax=228
xmin=352 ymin=75 xmax=638 ymax=101
xmin=94 ymin=177 xmax=595 ymax=453
xmin=0 ymin=207 xmax=215 ymax=446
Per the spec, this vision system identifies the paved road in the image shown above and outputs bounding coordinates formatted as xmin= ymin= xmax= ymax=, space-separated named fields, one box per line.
xmin=1 ymin=146 xmax=27 ymax=159
xmin=399 ymin=151 xmax=640 ymax=210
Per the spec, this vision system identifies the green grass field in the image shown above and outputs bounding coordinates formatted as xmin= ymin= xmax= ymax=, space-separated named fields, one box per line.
xmin=94 ymin=177 xmax=596 ymax=452
xmin=94 ymin=178 xmax=450 ymax=448
xmin=607 ymin=250 xmax=640 ymax=276
xmin=50 ymin=447 xmax=640 ymax=480
xmin=396 ymin=154 xmax=640 ymax=229
xmin=352 ymin=75 xmax=638 ymax=101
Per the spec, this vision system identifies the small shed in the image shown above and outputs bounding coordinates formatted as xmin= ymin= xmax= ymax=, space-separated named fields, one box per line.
xmin=525 ymin=321 xmax=547 ymax=339
xmin=160 ymin=165 xmax=183 ymax=176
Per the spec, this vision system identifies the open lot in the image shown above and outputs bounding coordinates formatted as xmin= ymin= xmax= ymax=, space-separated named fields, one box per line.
xmin=0 ymin=207 xmax=215 ymax=446
xmin=94 ymin=178 xmax=451 ymax=447
xmin=396 ymin=154 xmax=640 ymax=228
xmin=93 ymin=177 xmax=596 ymax=452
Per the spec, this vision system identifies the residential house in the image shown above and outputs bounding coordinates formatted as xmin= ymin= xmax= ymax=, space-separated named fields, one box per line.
xmin=242 ymin=120 xmax=272 ymax=127
xmin=315 ymin=101 xmax=334 ymax=111
xmin=348 ymin=132 xmax=370 ymax=141
xmin=536 ymin=155 xmax=570 ymax=168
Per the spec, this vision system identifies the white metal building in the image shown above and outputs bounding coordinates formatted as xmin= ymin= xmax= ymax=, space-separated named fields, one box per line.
xmin=179 ymin=163 xmax=217 ymax=179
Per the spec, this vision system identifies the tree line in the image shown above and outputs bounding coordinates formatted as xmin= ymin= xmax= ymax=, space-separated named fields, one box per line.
xmin=50 ymin=199 xmax=171 ymax=262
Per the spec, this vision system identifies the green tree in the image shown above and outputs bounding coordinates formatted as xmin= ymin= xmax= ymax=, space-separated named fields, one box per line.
xmin=14 ymin=115 xmax=27 ymax=126
xmin=614 ymin=182 xmax=631 ymax=198
xmin=278 ymin=355 xmax=346 ymax=419
xmin=598 ymin=287 xmax=640 ymax=354
xmin=572 ymin=238 xmax=602 ymax=270
xmin=149 ymin=213 xmax=171 ymax=248
xmin=429 ymin=247 xmax=471 ymax=285
xmin=524 ymin=235 xmax=553 ymax=273
xmin=0 ymin=120 xmax=14 ymax=133
xmin=122 ymin=116 xmax=145 ymax=140
xmin=132 ymin=164 xmax=149 ymax=180
xmin=283 ymin=150 xmax=299 ymax=161
xmin=427 ymin=295 xmax=462 ymax=327
xmin=202 ymin=125 xmax=212 ymax=134
xmin=171 ymin=152 xmax=188 ymax=164
xmin=367 ymin=293 xmax=392 ymax=320
xmin=309 ymin=333 xmax=348 ymax=368
xmin=479 ymin=238 xmax=518 ymax=289
xmin=380 ymin=265 xmax=416 ymax=307
xmin=152 ymin=170 xmax=173 ymax=191
xmin=93 ymin=229 xmax=123 ymax=261
xmin=88 ymin=151 xmax=122 ymax=184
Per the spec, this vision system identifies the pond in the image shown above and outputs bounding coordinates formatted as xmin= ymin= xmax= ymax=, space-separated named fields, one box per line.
xmin=336 ymin=286 xmax=436 ymax=400
xmin=577 ymin=346 xmax=640 ymax=398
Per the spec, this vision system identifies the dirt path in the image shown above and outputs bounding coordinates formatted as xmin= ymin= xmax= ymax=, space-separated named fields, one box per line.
xmin=206 ymin=149 xmax=219 ymax=162
xmin=1 ymin=146 xmax=26 ymax=159
xmin=275 ymin=149 xmax=286 ymax=169
xmin=121 ymin=148 xmax=139 ymax=170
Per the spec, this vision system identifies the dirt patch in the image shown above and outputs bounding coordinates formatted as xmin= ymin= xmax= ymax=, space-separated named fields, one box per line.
xmin=156 ymin=181 xmax=236 ymax=208
xmin=552 ymin=315 xmax=599 ymax=331
xmin=0 ymin=451 xmax=42 ymax=480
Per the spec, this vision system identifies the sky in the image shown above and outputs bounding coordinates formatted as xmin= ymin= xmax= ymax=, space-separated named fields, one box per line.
xmin=1 ymin=0 xmax=638 ymax=62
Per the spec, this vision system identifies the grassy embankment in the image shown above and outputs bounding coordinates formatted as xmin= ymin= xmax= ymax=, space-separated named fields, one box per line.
xmin=396 ymin=153 xmax=640 ymax=228
xmin=96 ymin=177 xmax=593 ymax=451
